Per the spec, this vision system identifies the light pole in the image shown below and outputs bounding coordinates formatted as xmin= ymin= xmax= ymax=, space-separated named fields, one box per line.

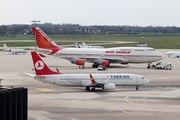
xmin=31 ymin=20 xmax=40 ymax=52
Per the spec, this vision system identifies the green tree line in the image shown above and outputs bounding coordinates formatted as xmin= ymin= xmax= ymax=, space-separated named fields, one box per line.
xmin=0 ymin=23 xmax=180 ymax=35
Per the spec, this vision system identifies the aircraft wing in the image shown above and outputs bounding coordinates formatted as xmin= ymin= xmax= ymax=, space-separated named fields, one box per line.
xmin=86 ymin=74 xmax=117 ymax=90
xmin=37 ymin=47 xmax=128 ymax=63
xmin=87 ymin=82 xmax=105 ymax=87
xmin=103 ymin=57 xmax=127 ymax=61
xmin=64 ymin=56 xmax=128 ymax=63
xmin=84 ymin=57 xmax=128 ymax=63
xmin=86 ymin=74 xmax=107 ymax=87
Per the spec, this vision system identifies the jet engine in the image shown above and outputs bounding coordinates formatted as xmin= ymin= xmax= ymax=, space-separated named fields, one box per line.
xmin=92 ymin=60 xmax=110 ymax=68
xmin=101 ymin=60 xmax=110 ymax=67
xmin=104 ymin=83 xmax=116 ymax=90
xmin=71 ymin=59 xmax=85 ymax=65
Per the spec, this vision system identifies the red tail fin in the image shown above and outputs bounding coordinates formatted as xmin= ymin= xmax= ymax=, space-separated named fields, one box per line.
xmin=31 ymin=51 xmax=61 ymax=75
xmin=32 ymin=27 xmax=59 ymax=49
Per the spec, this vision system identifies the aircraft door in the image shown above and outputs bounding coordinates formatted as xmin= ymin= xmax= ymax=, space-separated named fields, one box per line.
xmin=136 ymin=76 xmax=139 ymax=83
xmin=83 ymin=52 xmax=85 ymax=57
xmin=53 ymin=77 xmax=56 ymax=85
xmin=131 ymin=49 xmax=134 ymax=53
xmin=101 ymin=52 xmax=104 ymax=58
xmin=141 ymin=53 xmax=145 ymax=59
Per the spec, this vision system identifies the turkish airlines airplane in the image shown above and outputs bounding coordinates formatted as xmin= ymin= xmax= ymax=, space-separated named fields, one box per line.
xmin=166 ymin=51 xmax=180 ymax=58
xmin=32 ymin=27 xmax=164 ymax=69
xmin=75 ymin=42 xmax=104 ymax=49
xmin=3 ymin=44 xmax=28 ymax=54
xmin=30 ymin=51 xmax=149 ymax=91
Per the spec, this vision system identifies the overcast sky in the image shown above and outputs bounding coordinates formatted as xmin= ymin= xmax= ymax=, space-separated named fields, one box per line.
xmin=1 ymin=0 xmax=180 ymax=27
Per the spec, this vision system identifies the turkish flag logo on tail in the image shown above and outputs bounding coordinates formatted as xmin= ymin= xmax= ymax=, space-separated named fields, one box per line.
xmin=35 ymin=61 xmax=44 ymax=70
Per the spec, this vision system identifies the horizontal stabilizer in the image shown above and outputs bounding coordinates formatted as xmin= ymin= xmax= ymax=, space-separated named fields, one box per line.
xmin=39 ymin=54 xmax=46 ymax=57
xmin=25 ymin=73 xmax=36 ymax=77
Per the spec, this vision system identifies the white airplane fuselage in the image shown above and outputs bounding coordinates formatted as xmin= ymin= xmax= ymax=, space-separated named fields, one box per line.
xmin=35 ymin=74 xmax=149 ymax=87
xmin=30 ymin=51 xmax=149 ymax=91
xmin=37 ymin=47 xmax=164 ymax=64
xmin=79 ymin=46 xmax=104 ymax=49
xmin=5 ymin=49 xmax=27 ymax=53
xmin=166 ymin=51 xmax=180 ymax=57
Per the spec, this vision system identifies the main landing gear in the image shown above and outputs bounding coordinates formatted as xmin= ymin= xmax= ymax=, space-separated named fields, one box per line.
xmin=92 ymin=64 xmax=99 ymax=68
xmin=12 ymin=53 xmax=17 ymax=55
xmin=91 ymin=87 xmax=96 ymax=91
xmin=136 ymin=86 xmax=139 ymax=90
xmin=86 ymin=87 xmax=90 ymax=91
xmin=85 ymin=87 xmax=96 ymax=91
xmin=147 ymin=63 xmax=151 ymax=69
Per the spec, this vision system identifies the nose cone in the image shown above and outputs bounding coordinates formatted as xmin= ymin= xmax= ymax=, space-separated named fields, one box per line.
xmin=157 ymin=52 xmax=164 ymax=60
xmin=161 ymin=54 xmax=164 ymax=59
xmin=145 ymin=79 xmax=150 ymax=84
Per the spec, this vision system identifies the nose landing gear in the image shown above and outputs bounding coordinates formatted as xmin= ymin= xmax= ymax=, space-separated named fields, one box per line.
xmin=136 ymin=86 xmax=139 ymax=90
xmin=147 ymin=63 xmax=151 ymax=69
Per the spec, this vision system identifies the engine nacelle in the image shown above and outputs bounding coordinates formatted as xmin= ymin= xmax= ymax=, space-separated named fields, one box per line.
xmin=104 ymin=83 xmax=116 ymax=90
xmin=101 ymin=60 xmax=110 ymax=67
xmin=71 ymin=59 xmax=85 ymax=65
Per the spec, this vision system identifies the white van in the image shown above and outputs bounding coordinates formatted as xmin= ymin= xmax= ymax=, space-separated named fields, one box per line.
xmin=97 ymin=65 xmax=106 ymax=71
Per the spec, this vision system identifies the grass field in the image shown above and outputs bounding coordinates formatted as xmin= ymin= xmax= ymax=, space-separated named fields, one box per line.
xmin=0 ymin=33 xmax=180 ymax=49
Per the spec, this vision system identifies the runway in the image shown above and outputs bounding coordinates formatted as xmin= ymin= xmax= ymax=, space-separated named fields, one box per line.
xmin=1 ymin=49 xmax=180 ymax=120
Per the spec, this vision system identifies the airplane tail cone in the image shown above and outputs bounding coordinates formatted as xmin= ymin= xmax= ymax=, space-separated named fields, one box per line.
xmin=31 ymin=51 xmax=61 ymax=75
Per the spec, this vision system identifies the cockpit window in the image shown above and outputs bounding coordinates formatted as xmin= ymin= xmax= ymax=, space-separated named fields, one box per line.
xmin=149 ymin=49 xmax=155 ymax=51
xmin=141 ymin=77 xmax=145 ymax=79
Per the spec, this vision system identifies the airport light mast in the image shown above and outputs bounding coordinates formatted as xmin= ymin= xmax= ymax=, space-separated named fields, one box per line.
xmin=31 ymin=20 xmax=40 ymax=52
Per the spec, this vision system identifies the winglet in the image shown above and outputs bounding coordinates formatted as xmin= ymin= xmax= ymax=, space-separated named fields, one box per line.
xmin=89 ymin=74 xmax=96 ymax=83
xmin=31 ymin=51 xmax=61 ymax=75
xmin=56 ymin=68 xmax=59 ymax=72
xmin=82 ymin=42 xmax=87 ymax=46
xmin=75 ymin=43 xmax=81 ymax=48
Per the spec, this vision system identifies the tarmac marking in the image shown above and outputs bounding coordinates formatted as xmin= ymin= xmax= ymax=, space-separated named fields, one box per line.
xmin=37 ymin=88 xmax=55 ymax=91
xmin=68 ymin=117 xmax=78 ymax=120
xmin=29 ymin=110 xmax=51 ymax=120
xmin=159 ymin=77 xmax=170 ymax=79
xmin=125 ymin=95 xmax=176 ymax=111
xmin=143 ymin=96 xmax=148 ymax=104
xmin=125 ymin=95 xmax=138 ymax=105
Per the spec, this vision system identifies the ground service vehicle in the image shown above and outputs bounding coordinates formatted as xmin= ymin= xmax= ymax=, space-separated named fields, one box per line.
xmin=97 ymin=65 xmax=106 ymax=71
xmin=155 ymin=62 xmax=172 ymax=70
